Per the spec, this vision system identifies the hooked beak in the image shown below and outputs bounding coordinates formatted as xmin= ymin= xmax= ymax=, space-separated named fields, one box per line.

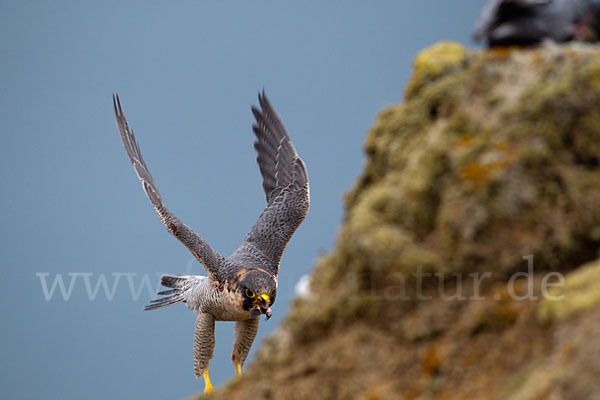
xmin=249 ymin=294 xmax=272 ymax=320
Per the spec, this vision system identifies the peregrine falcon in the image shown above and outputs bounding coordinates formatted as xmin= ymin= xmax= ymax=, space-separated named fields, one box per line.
xmin=112 ymin=92 xmax=309 ymax=395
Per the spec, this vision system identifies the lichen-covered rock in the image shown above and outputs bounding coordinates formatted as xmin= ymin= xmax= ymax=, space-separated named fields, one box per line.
xmin=405 ymin=41 xmax=469 ymax=99
xmin=203 ymin=43 xmax=600 ymax=400
xmin=347 ymin=42 xmax=600 ymax=282
xmin=501 ymin=303 xmax=600 ymax=399
xmin=538 ymin=258 xmax=600 ymax=322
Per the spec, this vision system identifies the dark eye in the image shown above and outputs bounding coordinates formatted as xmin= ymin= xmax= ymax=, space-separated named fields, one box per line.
xmin=245 ymin=288 xmax=255 ymax=298
xmin=269 ymin=289 xmax=276 ymax=299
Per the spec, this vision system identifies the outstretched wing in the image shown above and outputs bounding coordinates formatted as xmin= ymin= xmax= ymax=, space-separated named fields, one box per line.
xmin=113 ymin=94 xmax=223 ymax=281
xmin=232 ymin=91 xmax=310 ymax=275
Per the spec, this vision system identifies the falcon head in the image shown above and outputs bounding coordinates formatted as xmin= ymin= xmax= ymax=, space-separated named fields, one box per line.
xmin=236 ymin=269 xmax=277 ymax=320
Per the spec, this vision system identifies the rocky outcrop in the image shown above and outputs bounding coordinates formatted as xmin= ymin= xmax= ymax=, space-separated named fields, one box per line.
xmin=203 ymin=42 xmax=600 ymax=400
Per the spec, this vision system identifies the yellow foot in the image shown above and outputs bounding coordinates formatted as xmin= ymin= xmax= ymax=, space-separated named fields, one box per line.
xmin=203 ymin=369 xmax=215 ymax=396
xmin=235 ymin=363 xmax=242 ymax=379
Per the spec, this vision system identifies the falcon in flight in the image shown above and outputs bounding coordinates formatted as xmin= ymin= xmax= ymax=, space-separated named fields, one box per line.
xmin=113 ymin=92 xmax=310 ymax=395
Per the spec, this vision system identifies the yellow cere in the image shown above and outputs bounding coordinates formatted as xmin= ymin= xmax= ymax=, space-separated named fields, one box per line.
xmin=260 ymin=294 xmax=270 ymax=303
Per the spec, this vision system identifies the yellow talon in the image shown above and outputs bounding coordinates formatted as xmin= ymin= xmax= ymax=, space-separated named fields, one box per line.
xmin=203 ymin=369 xmax=215 ymax=396
xmin=235 ymin=363 xmax=242 ymax=378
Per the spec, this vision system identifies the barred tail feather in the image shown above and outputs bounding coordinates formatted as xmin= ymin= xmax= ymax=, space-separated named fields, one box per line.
xmin=143 ymin=295 xmax=183 ymax=311
xmin=143 ymin=274 xmax=190 ymax=311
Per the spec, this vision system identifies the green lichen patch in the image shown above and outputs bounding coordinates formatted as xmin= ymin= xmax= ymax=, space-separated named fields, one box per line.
xmin=502 ymin=302 xmax=600 ymax=399
xmin=405 ymin=41 xmax=470 ymax=99
xmin=538 ymin=258 xmax=600 ymax=323
xmin=306 ymin=42 xmax=600 ymax=343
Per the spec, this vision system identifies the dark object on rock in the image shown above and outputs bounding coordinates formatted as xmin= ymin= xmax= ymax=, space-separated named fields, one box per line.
xmin=473 ymin=0 xmax=600 ymax=46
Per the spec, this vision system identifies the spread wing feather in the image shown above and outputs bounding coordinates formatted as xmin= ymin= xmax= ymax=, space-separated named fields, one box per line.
xmin=113 ymin=94 xmax=223 ymax=281
xmin=232 ymin=91 xmax=309 ymax=274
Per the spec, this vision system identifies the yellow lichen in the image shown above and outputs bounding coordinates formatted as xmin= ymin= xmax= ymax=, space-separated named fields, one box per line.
xmin=487 ymin=46 xmax=511 ymax=60
xmin=422 ymin=346 xmax=442 ymax=377
xmin=454 ymin=134 xmax=475 ymax=148
xmin=460 ymin=162 xmax=489 ymax=187
xmin=405 ymin=41 xmax=468 ymax=98
xmin=538 ymin=259 xmax=600 ymax=323
xmin=493 ymin=141 xmax=508 ymax=151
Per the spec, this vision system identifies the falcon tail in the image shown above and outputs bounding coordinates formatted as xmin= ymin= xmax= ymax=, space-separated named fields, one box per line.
xmin=143 ymin=274 xmax=189 ymax=311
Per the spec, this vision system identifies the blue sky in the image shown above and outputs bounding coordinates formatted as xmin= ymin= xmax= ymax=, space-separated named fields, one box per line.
xmin=0 ymin=1 xmax=482 ymax=399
